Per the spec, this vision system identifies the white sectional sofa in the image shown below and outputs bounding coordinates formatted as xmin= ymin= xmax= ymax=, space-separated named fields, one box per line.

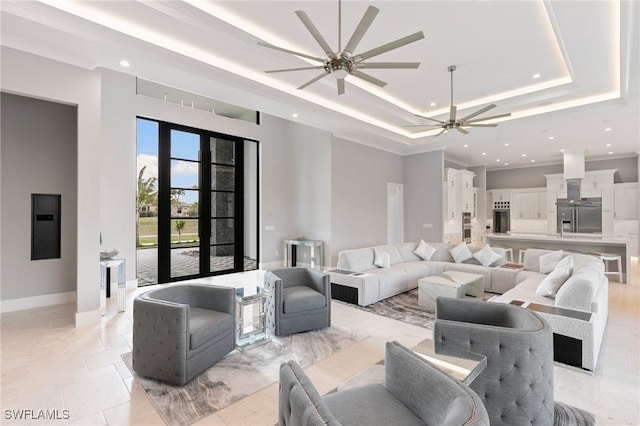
xmin=491 ymin=249 xmax=608 ymax=371
xmin=333 ymin=242 xmax=608 ymax=371
xmin=333 ymin=242 xmax=507 ymax=306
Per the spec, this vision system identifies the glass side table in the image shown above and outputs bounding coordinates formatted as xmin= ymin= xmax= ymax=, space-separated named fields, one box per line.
xmin=100 ymin=259 xmax=126 ymax=314
xmin=235 ymin=286 xmax=272 ymax=351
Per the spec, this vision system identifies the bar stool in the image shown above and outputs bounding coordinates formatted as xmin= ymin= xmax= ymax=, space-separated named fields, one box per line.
xmin=592 ymin=252 xmax=624 ymax=283
xmin=518 ymin=248 xmax=528 ymax=264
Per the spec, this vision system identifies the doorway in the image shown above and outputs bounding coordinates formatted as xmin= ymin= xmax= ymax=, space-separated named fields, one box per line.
xmin=136 ymin=118 xmax=258 ymax=285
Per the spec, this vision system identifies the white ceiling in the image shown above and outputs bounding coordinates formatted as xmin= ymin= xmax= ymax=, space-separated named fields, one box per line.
xmin=1 ymin=0 xmax=638 ymax=169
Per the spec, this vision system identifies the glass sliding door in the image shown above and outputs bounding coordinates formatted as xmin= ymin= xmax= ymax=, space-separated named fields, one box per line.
xmin=138 ymin=117 xmax=259 ymax=284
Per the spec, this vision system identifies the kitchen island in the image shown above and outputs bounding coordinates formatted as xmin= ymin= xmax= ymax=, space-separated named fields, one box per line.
xmin=485 ymin=232 xmax=632 ymax=283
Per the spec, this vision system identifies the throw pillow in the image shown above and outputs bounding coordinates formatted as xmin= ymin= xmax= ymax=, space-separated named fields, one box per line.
xmin=536 ymin=255 xmax=574 ymax=297
xmin=473 ymin=244 xmax=502 ymax=267
xmin=373 ymin=249 xmax=391 ymax=268
xmin=449 ymin=242 xmax=473 ymax=263
xmin=539 ymin=250 xmax=564 ymax=274
xmin=413 ymin=239 xmax=437 ymax=260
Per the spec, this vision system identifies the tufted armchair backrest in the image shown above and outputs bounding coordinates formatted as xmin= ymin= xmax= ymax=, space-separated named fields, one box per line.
xmin=434 ymin=298 xmax=554 ymax=426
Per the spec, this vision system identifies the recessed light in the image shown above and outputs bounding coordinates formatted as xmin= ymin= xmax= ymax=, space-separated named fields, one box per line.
xmin=608 ymin=151 xmax=614 ymax=155
xmin=531 ymin=159 xmax=536 ymax=163
xmin=482 ymin=152 xmax=487 ymax=156
xmin=504 ymin=163 xmax=509 ymax=166
xmin=548 ymin=136 xmax=555 ymax=140
xmin=521 ymin=154 xmax=527 ymax=157
xmin=606 ymin=143 xmax=612 ymax=147
xmin=292 ymin=113 xmax=298 ymax=118
xmin=604 ymin=127 xmax=612 ymax=132
xmin=119 ymin=59 xmax=130 ymax=67
xmin=504 ymin=143 xmax=509 ymax=147
xmin=430 ymin=102 xmax=436 ymax=107
xmin=560 ymin=149 xmax=565 ymax=152
xmin=533 ymin=73 xmax=541 ymax=79
xmin=463 ymin=144 xmax=469 ymax=148
xmin=496 ymin=159 xmax=501 ymax=162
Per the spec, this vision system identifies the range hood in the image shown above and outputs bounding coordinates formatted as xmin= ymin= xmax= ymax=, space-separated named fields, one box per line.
xmin=557 ymin=152 xmax=601 ymax=205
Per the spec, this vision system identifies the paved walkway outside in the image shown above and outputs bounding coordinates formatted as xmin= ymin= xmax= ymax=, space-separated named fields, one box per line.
xmin=136 ymin=248 xmax=257 ymax=286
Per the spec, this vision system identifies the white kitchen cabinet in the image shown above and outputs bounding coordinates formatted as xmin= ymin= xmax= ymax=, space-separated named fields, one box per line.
xmin=545 ymin=175 xmax=567 ymax=198
xmin=460 ymin=170 xmax=474 ymax=190
xmin=444 ymin=233 xmax=462 ymax=245
xmin=491 ymin=189 xmax=511 ymax=204
xmin=461 ymin=189 xmax=474 ymax=213
xmin=446 ymin=187 xmax=458 ymax=220
xmin=446 ymin=168 xmax=459 ymax=188
xmin=601 ymin=188 xmax=615 ymax=235
xmin=511 ymin=190 xmax=547 ymax=219
xmin=547 ymin=190 xmax=558 ymax=234
xmin=614 ymin=184 xmax=639 ymax=219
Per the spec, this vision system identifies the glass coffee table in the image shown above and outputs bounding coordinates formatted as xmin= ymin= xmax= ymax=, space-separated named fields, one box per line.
xmin=235 ymin=286 xmax=272 ymax=351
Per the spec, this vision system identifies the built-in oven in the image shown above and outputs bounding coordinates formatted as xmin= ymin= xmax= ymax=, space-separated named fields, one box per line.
xmin=462 ymin=212 xmax=472 ymax=243
xmin=493 ymin=209 xmax=510 ymax=233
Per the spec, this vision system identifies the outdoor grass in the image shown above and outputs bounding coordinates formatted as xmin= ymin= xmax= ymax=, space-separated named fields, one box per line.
xmin=138 ymin=216 xmax=199 ymax=247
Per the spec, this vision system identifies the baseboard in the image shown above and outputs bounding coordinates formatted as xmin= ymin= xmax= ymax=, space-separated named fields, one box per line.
xmin=0 ymin=291 xmax=76 ymax=313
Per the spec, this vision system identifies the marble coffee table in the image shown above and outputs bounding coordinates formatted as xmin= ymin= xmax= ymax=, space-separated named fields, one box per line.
xmin=418 ymin=271 xmax=484 ymax=311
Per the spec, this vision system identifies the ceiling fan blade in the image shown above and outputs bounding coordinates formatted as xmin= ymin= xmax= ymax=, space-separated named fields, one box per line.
xmin=337 ymin=78 xmax=345 ymax=95
xmin=459 ymin=104 xmax=496 ymax=122
xmin=449 ymin=105 xmax=457 ymax=122
xmin=464 ymin=123 xmax=498 ymax=127
xmin=414 ymin=114 xmax=446 ymax=124
xmin=403 ymin=124 xmax=443 ymax=129
xmin=464 ymin=112 xmax=512 ymax=123
xmin=456 ymin=126 xmax=470 ymax=135
xmin=435 ymin=128 xmax=448 ymax=137
xmin=343 ymin=6 xmax=379 ymax=55
xmin=265 ymin=66 xmax=325 ymax=73
xmin=258 ymin=41 xmax=325 ymax=62
xmin=357 ymin=62 xmax=420 ymax=69
xmin=350 ymin=70 xmax=387 ymax=87
xmin=354 ymin=31 xmax=425 ymax=61
xmin=295 ymin=10 xmax=336 ymax=59
xmin=297 ymin=71 xmax=330 ymax=90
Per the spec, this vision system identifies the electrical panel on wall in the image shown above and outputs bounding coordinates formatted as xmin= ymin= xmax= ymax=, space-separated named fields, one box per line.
xmin=31 ymin=194 xmax=61 ymax=260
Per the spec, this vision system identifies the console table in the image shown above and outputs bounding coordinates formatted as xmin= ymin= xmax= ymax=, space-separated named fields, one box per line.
xmin=100 ymin=259 xmax=126 ymax=314
xmin=283 ymin=239 xmax=324 ymax=269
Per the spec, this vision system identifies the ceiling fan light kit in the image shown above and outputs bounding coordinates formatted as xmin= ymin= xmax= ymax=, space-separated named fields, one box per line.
xmin=407 ymin=65 xmax=512 ymax=136
xmin=259 ymin=0 xmax=424 ymax=95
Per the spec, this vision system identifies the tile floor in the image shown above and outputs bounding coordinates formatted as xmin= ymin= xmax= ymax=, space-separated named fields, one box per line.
xmin=1 ymin=261 xmax=638 ymax=425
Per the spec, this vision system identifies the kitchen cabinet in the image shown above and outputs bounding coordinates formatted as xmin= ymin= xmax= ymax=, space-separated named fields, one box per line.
xmin=446 ymin=187 xmax=457 ymax=220
xmin=581 ymin=172 xmax=614 ymax=198
xmin=460 ymin=170 xmax=474 ymax=190
xmin=545 ymin=175 xmax=567 ymax=198
xmin=614 ymin=183 xmax=639 ymax=219
xmin=547 ymin=190 xmax=558 ymax=234
xmin=461 ymin=189 xmax=474 ymax=214
xmin=445 ymin=168 xmax=476 ymax=220
xmin=446 ymin=168 xmax=460 ymax=188
xmin=490 ymin=189 xmax=511 ymax=204
xmin=512 ymin=190 xmax=547 ymax=219
xmin=601 ymin=188 xmax=614 ymax=235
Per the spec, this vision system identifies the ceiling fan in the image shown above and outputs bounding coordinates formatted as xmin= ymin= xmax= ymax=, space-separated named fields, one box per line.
xmin=407 ymin=65 xmax=511 ymax=136
xmin=258 ymin=0 xmax=424 ymax=95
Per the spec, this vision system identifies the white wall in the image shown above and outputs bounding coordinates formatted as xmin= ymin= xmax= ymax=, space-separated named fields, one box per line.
xmin=1 ymin=47 xmax=102 ymax=325
xmin=0 ymin=93 xmax=77 ymax=304
xmin=330 ymin=137 xmax=404 ymax=265
xmin=404 ymin=150 xmax=445 ymax=242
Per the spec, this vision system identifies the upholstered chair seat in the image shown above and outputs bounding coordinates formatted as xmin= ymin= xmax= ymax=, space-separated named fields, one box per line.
xmin=265 ymin=267 xmax=331 ymax=336
xmin=132 ymin=284 xmax=235 ymax=386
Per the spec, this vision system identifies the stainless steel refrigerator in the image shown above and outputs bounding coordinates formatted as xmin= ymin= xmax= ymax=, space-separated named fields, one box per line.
xmin=557 ymin=202 xmax=602 ymax=234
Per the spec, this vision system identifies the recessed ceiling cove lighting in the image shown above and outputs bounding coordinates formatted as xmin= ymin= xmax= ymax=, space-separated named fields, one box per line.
xmin=604 ymin=127 xmax=612 ymax=132
xmin=119 ymin=59 xmax=130 ymax=67
xmin=533 ymin=73 xmax=541 ymax=79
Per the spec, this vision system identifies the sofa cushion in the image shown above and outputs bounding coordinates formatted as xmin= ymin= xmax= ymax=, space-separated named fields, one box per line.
xmin=413 ymin=240 xmax=437 ymax=261
xmin=374 ymin=248 xmax=391 ymax=268
xmin=373 ymin=245 xmax=403 ymax=265
xmin=539 ymin=250 xmax=564 ymax=274
xmin=367 ymin=268 xmax=408 ymax=298
xmin=283 ymin=286 xmax=326 ymax=314
xmin=516 ymin=270 xmax=546 ymax=285
xmin=555 ymin=272 xmax=601 ymax=312
xmin=395 ymin=242 xmax=422 ymax=262
xmin=337 ymin=247 xmax=375 ymax=272
xmin=536 ymin=255 xmax=574 ymax=297
xmin=491 ymin=277 xmax=554 ymax=307
xmin=450 ymin=242 xmax=473 ymax=263
xmin=189 ymin=308 xmax=233 ymax=350
xmin=473 ymin=244 xmax=503 ymax=267
xmin=392 ymin=261 xmax=442 ymax=287
xmin=429 ymin=243 xmax=456 ymax=262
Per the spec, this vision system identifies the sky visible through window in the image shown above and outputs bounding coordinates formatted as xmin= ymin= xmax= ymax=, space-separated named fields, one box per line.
xmin=137 ymin=118 xmax=199 ymax=204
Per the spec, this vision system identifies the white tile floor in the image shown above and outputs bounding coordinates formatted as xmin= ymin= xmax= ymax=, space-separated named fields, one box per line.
xmin=1 ymin=261 xmax=639 ymax=425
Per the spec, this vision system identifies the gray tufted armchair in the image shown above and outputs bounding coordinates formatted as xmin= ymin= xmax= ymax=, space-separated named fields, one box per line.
xmin=434 ymin=297 xmax=554 ymax=426
xmin=265 ymin=267 xmax=331 ymax=336
xmin=279 ymin=341 xmax=490 ymax=426
xmin=132 ymin=284 xmax=235 ymax=386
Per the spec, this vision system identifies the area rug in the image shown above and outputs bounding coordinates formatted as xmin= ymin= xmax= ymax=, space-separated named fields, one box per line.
xmin=122 ymin=326 xmax=366 ymax=426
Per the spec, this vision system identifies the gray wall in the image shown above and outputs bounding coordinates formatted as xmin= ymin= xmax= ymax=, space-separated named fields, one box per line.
xmin=1 ymin=93 xmax=78 ymax=300
xmin=331 ymin=138 xmax=403 ymax=265
xmin=486 ymin=156 xmax=639 ymax=189
xmin=404 ymin=150 xmax=445 ymax=242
